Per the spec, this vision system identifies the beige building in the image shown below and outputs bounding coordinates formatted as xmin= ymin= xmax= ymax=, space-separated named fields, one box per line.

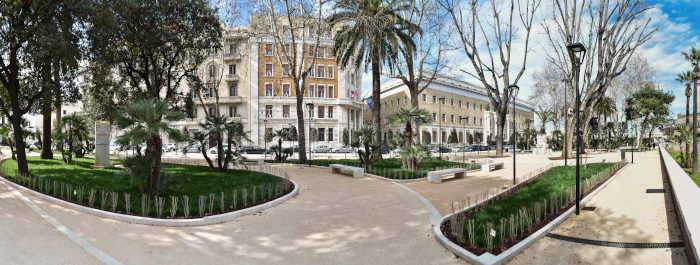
xmin=377 ymin=76 xmax=535 ymax=146
xmin=176 ymin=19 xmax=364 ymax=148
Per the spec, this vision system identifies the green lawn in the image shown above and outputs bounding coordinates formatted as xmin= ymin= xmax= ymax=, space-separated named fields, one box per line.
xmin=0 ymin=156 xmax=290 ymax=218
xmin=450 ymin=162 xmax=620 ymax=254
xmin=277 ymin=157 xmax=480 ymax=179
xmin=666 ymin=149 xmax=700 ymax=187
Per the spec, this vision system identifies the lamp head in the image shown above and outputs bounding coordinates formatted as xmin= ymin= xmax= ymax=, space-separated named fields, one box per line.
xmin=566 ymin=42 xmax=587 ymax=66
xmin=508 ymin=84 xmax=519 ymax=100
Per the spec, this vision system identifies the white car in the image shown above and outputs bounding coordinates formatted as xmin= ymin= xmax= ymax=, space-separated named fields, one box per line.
xmin=163 ymin=143 xmax=177 ymax=152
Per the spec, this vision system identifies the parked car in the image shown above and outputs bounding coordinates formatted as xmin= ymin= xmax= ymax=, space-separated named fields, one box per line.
xmin=163 ymin=143 xmax=178 ymax=152
xmin=311 ymin=145 xmax=333 ymax=153
xmin=333 ymin=146 xmax=354 ymax=153
xmin=431 ymin=146 xmax=451 ymax=153
xmin=184 ymin=143 xmax=201 ymax=153
xmin=208 ymin=145 xmax=230 ymax=154
xmin=239 ymin=145 xmax=265 ymax=154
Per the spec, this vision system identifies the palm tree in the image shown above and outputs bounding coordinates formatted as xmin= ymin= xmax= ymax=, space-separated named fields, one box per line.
xmin=0 ymin=124 xmax=15 ymax=160
xmin=269 ymin=127 xmax=293 ymax=162
xmin=388 ymin=107 xmax=431 ymax=169
xmin=683 ymin=48 xmax=700 ymax=173
xmin=53 ymin=114 xmax=90 ymax=164
xmin=115 ymin=98 xmax=185 ymax=194
xmin=329 ymin=0 xmax=419 ymax=159
xmin=594 ymin=96 xmax=616 ymax=150
xmin=677 ymin=70 xmax=693 ymax=167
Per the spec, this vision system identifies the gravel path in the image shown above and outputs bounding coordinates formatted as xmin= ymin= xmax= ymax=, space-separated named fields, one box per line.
xmin=0 ymin=161 xmax=467 ymax=265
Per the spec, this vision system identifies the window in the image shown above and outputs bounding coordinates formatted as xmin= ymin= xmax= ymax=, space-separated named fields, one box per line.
xmin=328 ymin=128 xmax=334 ymax=141
xmin=317 ymin=128 xmax=325 ymax=141
xmin=422 ymin=94 xmax=427 ymax=102
xmin=282 ymin=63 xmax=290 ymax=76
xmin=265 ymin=83 xmax=273 ymax=96
xmin=282 ymin=84 xmax=290 ymax=97
xmin=265 ymin=43 xmax=273 ymax=56
xmin=432 ymin=96 xmax=436 ymax=103
xmin=283 ymin=105 xmax=290 ymax=118
xmin=265 ymin=105 xmax=273 ymax=118
xmin=459 ymin=100 xmax=462 ymax=108
xmin=327 ymin=66 xmax=334 ymax=79
xmin=480 ymin=104 xmax=483 ymax=111
xmin=318 ymin=46 xmax=325 ymax=58
xmin=442 ymin=114 xmax=446 ymax=122
xmin=228 ymin=64 xmax=236 ymax=75
xmin=317 ymin=106 xmax=325 ymax=118
xmin=316 ymin=65 xmax=325 ymax=78
xmin=450 ymin=98 xmax=454 ymax=106
xmin=265 ymin=63 xmax=273 ymax=77
xmin=308 ymin=85 xmax=315 ymax=97
xmin=308 ymin=65 xmax=315 ymax=77
xmin=432 ymin=113 xmax=437 ymax=121
xmin=473 ymin=117 xmax=477 ymax=124
xmin=208 ymin=107 xmax=215 ymax=115
xmin=451 ymin=114 xmax=455 ymax=123
xmin=228 ymin=44 xmax=237 ymax=55
xmin=459 ymin=116 xmax=463 ymax=124
xmin=328 ymin=86 xmax=334 ymax=98
xmin=328 ymin=106 xmax=334 ymax=118
xmin=317 ymin=85 xmax=325 ymax=97
xmin=228 ymin=106 xmax=238 ymax=117
xmin=208 ymin=64 xmax=217 ymax=78
xmin=308 ymin=45 xmax=316 ymax=57
xmin=229 ymin=83 xmax=238 ymax=96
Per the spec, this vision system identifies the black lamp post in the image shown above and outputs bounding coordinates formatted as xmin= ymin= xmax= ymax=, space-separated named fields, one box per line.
xmin=438 ymin=97 xmax=445 ymax=159
xmin=460 ymin=117 xmax=468 ymax=163
xmin=567 ymin=42 xmax=586 ymax=216
xmin=306 ymin=103 xmax=314 ymax=161
xmin=509 ymin=85 xmax=519 ymax=185
xmin=263 ymin=116 xmax=268 ymax=161
xmin=686 ymin=84 xmax=692 ymax=167
xmin=562 ymin=78 xmax=568 ymax=166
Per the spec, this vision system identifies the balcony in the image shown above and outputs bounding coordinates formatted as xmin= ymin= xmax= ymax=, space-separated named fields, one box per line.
xmin=224 ymin=53 xmax=241 ymax=61
xmin=225 ymin=74 xmax=238 ymax=81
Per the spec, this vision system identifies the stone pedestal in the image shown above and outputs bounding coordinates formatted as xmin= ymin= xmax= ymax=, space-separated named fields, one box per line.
xmin=533 ymin=134 xmax=549 ymax=155
xmin=94 ymin=121 xmax=111 ymax=168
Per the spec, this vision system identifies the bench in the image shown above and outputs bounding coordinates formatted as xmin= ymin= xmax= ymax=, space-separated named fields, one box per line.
xmin=481 ymin=161 xmax=504 ymax=173
xmin=427 ymin=168 xmax=466 ymax=183
xmin=330 ymin=164 xmax=364 ymax=178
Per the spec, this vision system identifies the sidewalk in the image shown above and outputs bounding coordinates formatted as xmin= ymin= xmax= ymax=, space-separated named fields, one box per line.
xmin=509 ymin=151 xmax=689 ymax=265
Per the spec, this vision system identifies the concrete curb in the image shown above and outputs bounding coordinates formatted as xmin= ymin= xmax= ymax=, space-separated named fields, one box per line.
xmin=433 ymin=162 xmax=629 ymax=265
xmin=0 ymin=160 xmax=299 ymax=227
xmin=659 ymin=148 xmax=700 ymax=265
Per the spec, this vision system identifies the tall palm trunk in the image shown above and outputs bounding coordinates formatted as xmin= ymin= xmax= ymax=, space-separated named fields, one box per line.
xmin=371 ymin=45 xmax=382 ymax=159
xmin=147 ymin=134 xmax=163 ymax=194
xmin=686 ymin=94 xmax=691 ymax=167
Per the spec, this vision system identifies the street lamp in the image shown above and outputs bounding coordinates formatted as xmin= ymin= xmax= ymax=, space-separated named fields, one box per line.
xmin=562 ymin=78 xmax=568 ymax=166
xmin=306 ymin=103 xmax=314 ymax=161
xmin=567 ymin=42 xmax=586 ymax=215
xmin=693 ymin=64 xmax=700 ymax=174
xmin=438 ymin=97 xmax=446 ymax=160
xmin=509 ymin=85 xmax=519 ymax=185
xmin=460 ymin=117 xmax=468 ymax=163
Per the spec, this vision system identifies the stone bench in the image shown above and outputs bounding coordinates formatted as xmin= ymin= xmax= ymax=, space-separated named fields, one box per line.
xmin=481 ymin=161 xmax=504 ymax=173
xmin=330 ymin=164 xmax=364 ymax=178
xmin=427 ymin=168 xmax=466 ymax=183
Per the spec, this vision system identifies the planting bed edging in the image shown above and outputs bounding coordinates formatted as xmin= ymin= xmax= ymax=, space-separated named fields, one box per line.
xmin=0 ymin=162 xmax=299 ymax=227
xmin=433 ymin=162 xmax=629 ymax=265
xmin=659 ymin=147 xmax=700 ymax=264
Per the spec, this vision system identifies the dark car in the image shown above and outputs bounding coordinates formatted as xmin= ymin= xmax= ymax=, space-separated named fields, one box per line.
xmin=240 ymin=145 xmax=265 ymax=154
xmin=432 ymin=146 xmax=451 ymax=153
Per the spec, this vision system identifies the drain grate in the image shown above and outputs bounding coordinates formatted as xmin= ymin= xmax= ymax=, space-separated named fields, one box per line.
xmin=646 ymin=189 xmax=665 ymax=193
xmin=582 ymin=206 xmax=596 ymax=211
xmin=547 ymin=233 xmax=684 ymax=248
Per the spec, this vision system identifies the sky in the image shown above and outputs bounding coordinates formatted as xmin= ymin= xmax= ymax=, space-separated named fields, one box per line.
xmin=354 ymin=0 xmax=700 ymax=118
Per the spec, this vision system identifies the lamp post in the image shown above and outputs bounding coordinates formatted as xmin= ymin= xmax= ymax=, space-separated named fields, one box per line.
xmin=562 ymin=78 xmax=568 ymax=166
xmin=262 ymin=111 xmax=268 ymax=161
xmin=509 ymin=85 xmax=519 ymax=185
xmin=693 ymin=64 xmax=700 ymax=174
xmin=460 ymin=117 xmax=468 ymax=163
xmin=438 ymin=97 xmax=445 ymax=159
xmin=567 ymin=42 xmax=586 ymax=215
xmin=306 ymin=103 xmax=314 ymax=161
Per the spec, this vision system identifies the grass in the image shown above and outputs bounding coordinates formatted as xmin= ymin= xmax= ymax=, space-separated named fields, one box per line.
xmin=0 ymin=156 xmax=290 ymax=218
xmin=447 ymin=162 xmax=621 ymax=254
xmin=276 ymin=157 xmax=480 ymax=179
xmin=667 ymin=149 xmax=700 ymax=187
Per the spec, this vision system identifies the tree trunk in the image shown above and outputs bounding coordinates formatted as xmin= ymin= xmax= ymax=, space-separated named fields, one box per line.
xmin=295 ymin=81 xmax=307 ymax=162
xmin=495 ymin=106 xmax=506 ymax=156
xmin=41 ymin=96 xmax=53 ymax=159
xmin=147 ymin=134 xmax=163 ymax=194
xmin=371 ymin=46 xmax=382 ymax=160
xmin=10 ymin=114 xmax=29 ymax=176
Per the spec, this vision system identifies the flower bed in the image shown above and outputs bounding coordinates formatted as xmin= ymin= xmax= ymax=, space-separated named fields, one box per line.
xmin=273 ymin=158 xmax=480 ymax=179
xmin=440 ymin=162 xmax=625 ymax=255
xmin=0 ymin=157 xmax=294 ymax=219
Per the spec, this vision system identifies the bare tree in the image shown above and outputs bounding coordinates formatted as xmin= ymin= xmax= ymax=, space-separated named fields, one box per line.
xmin=257 ymin=0 xmax=326 ymax=163
xmin=608 ymin=54 xmax=654 ymax=115
xmin=438 ymin=0 xmax=543 ymax=156
xmin=542 ymin=0 xmax=655 ymax=153
xmin=530 ymin=63 xmax=569 ymax=133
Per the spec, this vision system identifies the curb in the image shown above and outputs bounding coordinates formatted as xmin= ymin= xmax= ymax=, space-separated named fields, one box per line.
xmin=0 ymin=161 xmax=299 ymax=227
xmin=433 ymin=162 xmax=629 ymax=265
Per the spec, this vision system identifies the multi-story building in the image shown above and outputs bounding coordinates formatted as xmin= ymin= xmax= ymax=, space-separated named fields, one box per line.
xmin=177 ymin=19 xmax=364 ymax=149
xmin=377 ymin=75 xmax=535 ymax=146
